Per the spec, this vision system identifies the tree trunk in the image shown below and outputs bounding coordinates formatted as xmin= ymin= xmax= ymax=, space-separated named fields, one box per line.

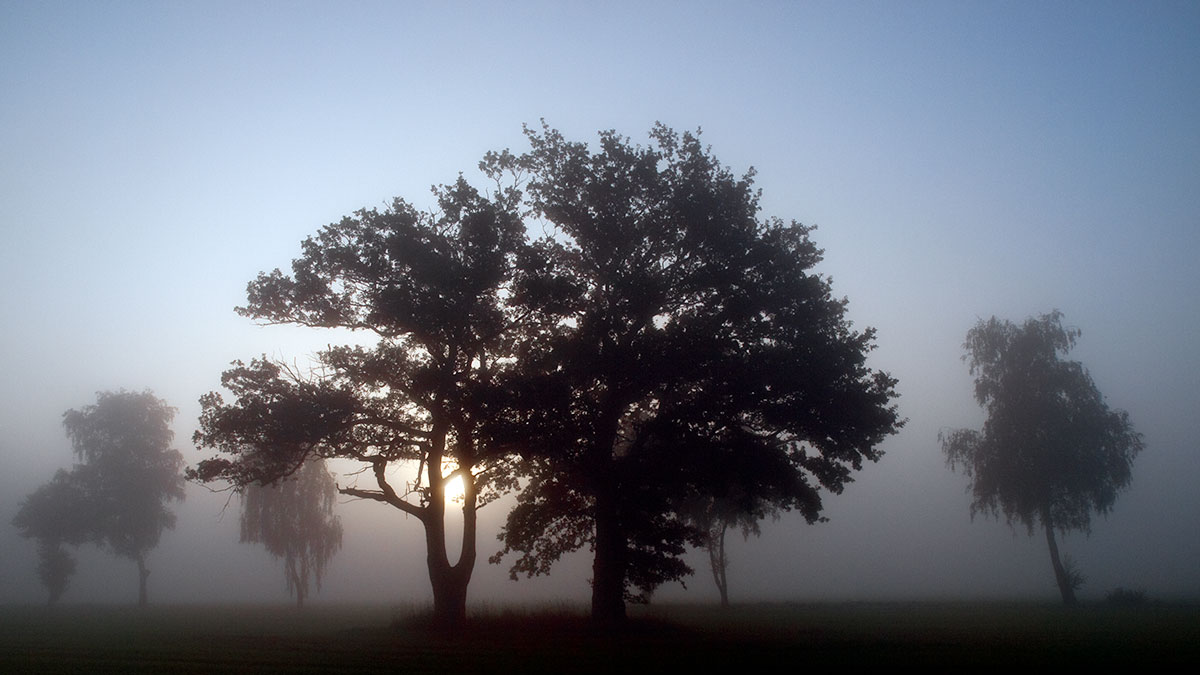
xmin=709 ymin=521 xmax=729 ymax=608
xmin=591 ymin=484 xmax=627 ymax=627
xmin=425 ymin=536 xmax=473 ymax=627
xmin=589 ymin=398 xmax=628 ymax=628
xmin=423 ymin=479 xmax=477 ymax=628
xmin=136 ymin=554 xmax=150 ymax=606
xmin=428 ymin=562 xmax=469 ymax=627
xmin=293 ymin=568 xmax=305 ymax=609
xmin=1043 ymin=515 xmax=1078 ymax=606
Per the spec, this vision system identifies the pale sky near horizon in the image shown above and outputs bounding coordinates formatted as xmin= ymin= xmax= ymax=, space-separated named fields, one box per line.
xmin=2 ymin=0 xmax=1198 ymax=606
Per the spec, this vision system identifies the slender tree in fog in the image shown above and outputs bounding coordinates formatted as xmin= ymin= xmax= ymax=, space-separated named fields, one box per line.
xmin=487 ymin=123 xmax=904 ymax=625
xmin=240 ymin=458 xmax=342 ymax=608
xmin=941 ymin=311 xmax=1144 ymax=605
xmin=14 ymin=390 xmax=185 ymax=605
xmin=190 ymin=177 xmax=525 ymax=626
xmin=682 ymin=494 xmax=779 ymax=608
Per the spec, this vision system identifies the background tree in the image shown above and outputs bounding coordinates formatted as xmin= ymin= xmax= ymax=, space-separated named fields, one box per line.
xmin=488 ymin=123 xmax=904 ymax=625
xmin=12 ymin=470 xmax=93 ymax=604
xmin=34 ymin=541 xmax=76 ymax=605
xmin=941 ymin=311 xmax=1144 ymax=605
xmin=240 ymin=458 xmax=343 ymax=608
xmin=13 ymin=390 xmax=185 ymax=605
xmin=190 ymin=177 xmax=525 ymax=626
xmin=682 ymin=493 xmax=780 ymax=608
xmin=64 ymin=390 xmax=185 ymax=605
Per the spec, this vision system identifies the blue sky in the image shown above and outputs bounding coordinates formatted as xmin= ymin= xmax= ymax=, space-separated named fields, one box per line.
xmin=2 ymin=0 xmax=1198 ymax=605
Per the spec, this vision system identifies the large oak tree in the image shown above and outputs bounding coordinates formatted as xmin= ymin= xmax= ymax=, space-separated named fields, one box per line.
xmin=190 ymin=178 xmax=525 ymax=626
xmin=488 ymin=123 xmax=904 ymax=625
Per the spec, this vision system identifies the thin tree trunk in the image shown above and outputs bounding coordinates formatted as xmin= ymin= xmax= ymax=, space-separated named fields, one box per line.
xmin=136 ymin=554 xmax=150 ymax=606
xmin=709 ymin=521 xmax=729 ymax=608
xmin=1043 ymin=515 xmax=1078 ymax=606
xmin=293 ymin=567 xmax=305 ymax=609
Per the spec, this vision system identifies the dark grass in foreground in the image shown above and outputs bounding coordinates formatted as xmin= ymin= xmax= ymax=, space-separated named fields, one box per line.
xmin=1 ymin=601 xmax=1197 ymax=672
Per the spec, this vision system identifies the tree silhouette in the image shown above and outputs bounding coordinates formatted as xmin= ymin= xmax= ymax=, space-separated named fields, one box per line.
xmin=487 ymin=123 xmax=904 ymax=625
xmin=941 ymin=311 xmax=1144 ymax=605
xmin=34 ymin=541 xmax=76 ymax=605
xmin=682 ymin=493 xmax=779 ymax=608
xmin=12 ymin=470 xmax=92 ymax=603
xmin=239 ymin=458 xmax=343 ymax=608
xmin=190 ymin=177 xmax=525 ymax=626
xmin=13 ymin=390 xmax=185 ymax=605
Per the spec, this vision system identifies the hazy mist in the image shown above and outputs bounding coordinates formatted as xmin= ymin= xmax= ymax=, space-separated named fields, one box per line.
xmin=3 ymin=1 xmax=1198 ymax=608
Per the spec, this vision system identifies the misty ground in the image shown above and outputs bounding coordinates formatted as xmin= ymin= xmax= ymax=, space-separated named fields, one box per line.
xmin=1 ymin=601 xmax=1196 ymax=672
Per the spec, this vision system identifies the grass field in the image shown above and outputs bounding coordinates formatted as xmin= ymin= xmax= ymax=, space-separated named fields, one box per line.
xmin=1 ymin=601 xmax=1197 ymax=672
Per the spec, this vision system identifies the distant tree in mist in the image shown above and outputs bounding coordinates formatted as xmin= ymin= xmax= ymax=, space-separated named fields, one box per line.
xmin=682 ymin=493 xmax=779 ymax=608
xmin=12 ymin=471 xmax=91 ymax=603
xmin=240 ymin=458 xmax=343 ymax=608
xmin=941 ymin=311 xmax=1144 ymax=605
xmin=12 ymin=390 xmax=185 ymax=605
xmin=35 ymin=541 xmax=77 ymax=604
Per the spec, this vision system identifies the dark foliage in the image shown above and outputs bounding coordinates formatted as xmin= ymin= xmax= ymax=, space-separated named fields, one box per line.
xmin=190 ymin=123 xmax=902 ymax=626
xmin=942 ymin=311 xmax=1144 ymax=605
xmin=190 ymin=177 xmax=526 ymax=626
xmin=486 ymin=123 xmax=904 ymax=623
xmin=1105 ymin=587 xmax=1148 ymax=606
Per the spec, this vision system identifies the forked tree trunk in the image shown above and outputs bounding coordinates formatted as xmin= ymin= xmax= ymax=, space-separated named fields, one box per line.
xmin=428 ymin=562 xmax=470 ymax=627
xmin=424 ymin=481 xmax=478 ymax=628
xmin=136 ymin=554 xmax=150 ymax=606
xmin=1043 ymin=515 xmax=1078 ymax=606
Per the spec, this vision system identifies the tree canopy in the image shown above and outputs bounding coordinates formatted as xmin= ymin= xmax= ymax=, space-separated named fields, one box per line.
xmin=190 ymin=123 xmax=903 ymax=626
xmin=486 ymin=123 xmax=904 ymax=624
xmin=190 ymin=177 xmax=526 ymax=626
xmin=240 ymin=458 xmax=343 ymax=608
xmin=941 ymin=311 xmax=1144 ymax=605
xmin=11 ymin=470 xmax=91 ymax=603
xmin=13 ymin=390 xmax=185 ymax=605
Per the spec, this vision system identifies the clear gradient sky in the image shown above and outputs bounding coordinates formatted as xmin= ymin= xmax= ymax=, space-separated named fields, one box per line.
xmin=2 ymin=0 xmax=1198 ymax=605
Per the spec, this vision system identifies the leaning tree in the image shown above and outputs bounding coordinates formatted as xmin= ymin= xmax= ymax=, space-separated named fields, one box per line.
xmin=941 ymin=311 xmax=1144 ymax=605
xmin=190 ymin=177 xmax=526 ymax=627
xmin=487 ymin=123 xmax=904 ymax=625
